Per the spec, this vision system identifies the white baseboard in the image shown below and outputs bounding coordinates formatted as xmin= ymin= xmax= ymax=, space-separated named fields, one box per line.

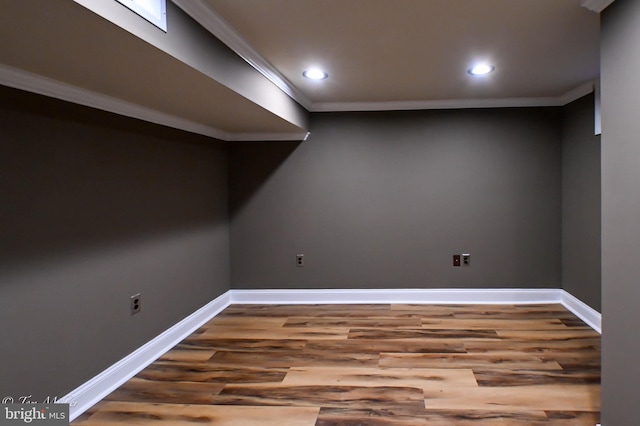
xmin=65 ymin=287 xmax=600 ymax=421
xmin=231 ymin=289 xmax=601 ymax=333
xmin=560 ymin=290 xmax=602 ymax=334
xmin=64 ymin=291 xmax=231 ymax=421
xmin=229 ymin=288 xmax=561 ymax=305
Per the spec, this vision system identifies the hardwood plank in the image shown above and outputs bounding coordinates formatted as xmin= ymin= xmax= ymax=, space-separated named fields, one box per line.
xmin=538 ymin=351 xmax=601 ymax=367
xmin=215 ymin=384 xmax=426 ymax=412
xmin=349 ymin=328 xmax=500 ymax=340
xmin=545 ymin=411 xmax=601 ymax=424
xmin=282 ymin=366 xmax=478 ymax=390
xmin=391 ymin=304 xmax=579 ymax=320
xmin=202 ymin=316 xmax=288 ymax=327
xmin=453 ymin=311 xmax=581 ymax=320
xmin=423 ymin=384 xmax=600 ymax=412
xmin=418 ymin=409 xmax=552 ymax=426
xmin=198 ymin=326 xmax=350 ymax=340
xmin=104 ymin=377 xmax=224 ymax=404
xmin=420 ymin=318 xmax=571 ymax=330
xmin=473 ymin=369 xmax=600 ymax=386
xmin=207 ymin=348 xmax=379 ymax=368
xmin=317 ymin=408 xmax=556 ymax=426
xmin=190 ymin=326 xmax=208 ymax=335
xmin=380 ymin=352 xmax=564 ymax=370
xmin=136 ymin=361 xmax=288 ymax=384
xmin=157 ymin=349 xmax=215 ymax=362
xmin=496 ymin=329 xmax=600 ymax=340
xmin=76 ymin=401 xmax=319 ymax=425
xmin=305 ymin=338 xmax=466 ymax=354
xmin=464 ymin=338 xmax=600 ymax=353
xmin=561 ymin=318 xmax=594 ymax=328
xmin=558 ymin=358 xmax=601 ymax=370
xmin=284 ymin=316 xmax=422 ymax=328
xmin=179 ymin=338 xmax=307 ymax=352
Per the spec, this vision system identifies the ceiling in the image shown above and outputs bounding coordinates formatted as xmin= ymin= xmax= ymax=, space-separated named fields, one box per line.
xmin=0 ymin=0 xmax=603 ymax=140
xmin=199 ymin=0 xmax=601 ymax=110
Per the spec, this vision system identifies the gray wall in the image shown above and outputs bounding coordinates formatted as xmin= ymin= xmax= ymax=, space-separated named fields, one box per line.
xmin=0 ymin=86 xmax=230 ymax=401
xmin=601 ymin=0 xmax=640 ymax=423
xmin=0 ymin=78 xmax=604 ymax=407
xmin=561 ymin=94 xmax=601 ymax=311
xmin=230 ymin=108 xmax=563 ymax=290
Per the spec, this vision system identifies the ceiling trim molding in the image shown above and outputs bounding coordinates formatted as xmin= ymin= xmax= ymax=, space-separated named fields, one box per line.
xmin=171 ymin=0 xmax=312 ymax=110
xmin=580 ymin=0 xmax=616 ymax=13
xmin=557 ymin=81 xmax=596 ymax=105
xmin=311 ymin=98 xmax=559 ymax=112
xmin=310 ymin=82 xmax=596 ymax=112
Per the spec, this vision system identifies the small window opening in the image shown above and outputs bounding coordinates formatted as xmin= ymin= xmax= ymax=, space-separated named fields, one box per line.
xmin=115 ymin=0 xmax=167 ymax=31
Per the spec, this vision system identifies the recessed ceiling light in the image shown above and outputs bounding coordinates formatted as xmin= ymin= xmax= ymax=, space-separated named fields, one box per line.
xmin=468 ymin=63 xmax=495 ymax=76
xmin=303 ymin=68 xmax=328 ymax=80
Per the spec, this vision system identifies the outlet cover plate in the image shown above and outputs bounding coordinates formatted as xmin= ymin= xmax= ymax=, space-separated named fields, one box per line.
xmin=130 ymin=293 xmax=141 ymax=315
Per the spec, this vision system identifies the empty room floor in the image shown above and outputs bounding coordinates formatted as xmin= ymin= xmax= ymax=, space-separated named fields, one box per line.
xmin=73 ymin=303 xmax=600 ymax=425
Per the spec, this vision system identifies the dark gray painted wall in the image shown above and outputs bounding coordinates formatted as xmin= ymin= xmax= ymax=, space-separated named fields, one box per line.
xmin=561 ymin=94 xmax=601 ymax=311
xmin=0 ymin=80 xmax=603 ymax=406
xmin=230 ymin=108 xmax=563 ymax=290
xmin=0 ymin=86 xmax=230 ymax=401
xmin=601 ymin=0 xmax=640 ymax=423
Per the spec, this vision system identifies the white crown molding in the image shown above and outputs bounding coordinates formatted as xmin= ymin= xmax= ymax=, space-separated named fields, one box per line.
xmin=0 ymin=64 xmax=230 ymax=140
xmin=311 ymin=97 xmax=558 ymax=112
xmin=64 ymin=291 xmax=231 ymax=422
xmin=558 ymin=81 xmax=596 ymax=105
xmin=581 ymin=0 xmax=616 ymax=13
xmin=63 ymin=287 xmax=600 ymax=421
xmin=171 ymin=0 xmax=312 ymax=110
xmin=311 ymin=82 xmax=596 ymax=112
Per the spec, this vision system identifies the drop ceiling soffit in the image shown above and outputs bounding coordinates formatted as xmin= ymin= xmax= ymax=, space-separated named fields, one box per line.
xmin=580 ymin=0 xmax=616 ymax=13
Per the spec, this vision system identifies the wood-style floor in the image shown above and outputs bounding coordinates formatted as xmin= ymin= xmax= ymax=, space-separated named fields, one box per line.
xmin=73 ymin=304 xmax=600 ymax=425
